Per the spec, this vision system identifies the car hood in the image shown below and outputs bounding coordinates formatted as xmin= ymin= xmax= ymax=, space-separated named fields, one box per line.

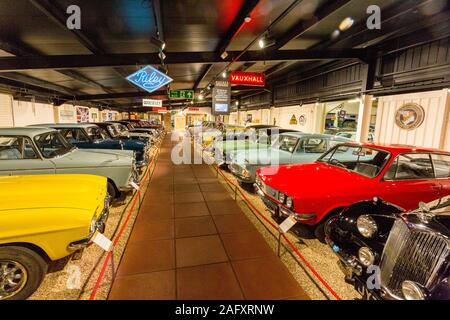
xmin=54 ymin=149 xmax=133 ymax=167
xmin=258 ymin=162 xmax=369 ymax=197
xmin=234 ymin=148 xmax=290 ymax=165
xmin=120 ymin=139 xmax=146 ymax=151
xmin=0 ymin=174 xmax=107 ymax=211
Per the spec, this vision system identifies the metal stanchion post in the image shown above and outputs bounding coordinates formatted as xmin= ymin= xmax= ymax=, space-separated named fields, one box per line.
xmin=234 ymin=184 xmax=238 ymax=201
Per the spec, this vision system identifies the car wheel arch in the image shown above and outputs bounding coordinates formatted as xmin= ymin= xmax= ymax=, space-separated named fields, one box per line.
xmin=0 ymin=242 xmax=51 ymax=264
xmin=106 ymin=178 xmax=119 ymax=198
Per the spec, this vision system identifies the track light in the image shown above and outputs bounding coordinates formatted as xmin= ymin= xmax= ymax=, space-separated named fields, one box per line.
xmin=222 ymin=71 xmax=227 ymax=79
xmin=339 ymin=17 xmax=354 ymax=32
xmin=199 ymin=94 xmax=204 ymax=100
xmin=158 ymin=51 xmax=166 ymax=60
xmin=258 ymin=38 xmax=265 ymax=49
xmin=258 ymin=34 xmax=276 ymax=49
xmin=150 ymin=36 xmax=166 ymax=50
xmin=220 ymin=51 xmax=229 ymax=60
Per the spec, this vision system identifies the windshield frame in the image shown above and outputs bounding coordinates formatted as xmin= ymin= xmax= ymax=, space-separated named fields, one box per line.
xmin=317 ymin=144 xmax=392 ymax=178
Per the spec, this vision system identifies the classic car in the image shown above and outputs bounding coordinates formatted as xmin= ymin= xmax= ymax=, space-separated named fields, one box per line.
xmin=106 ymin=122 xmax=155 ymax=143
xmin=230 ymin=132 xmax=349 ymax=187
xmin=207 ymin=127 xmax=297 ymax=167
xmin=0 ymin=127 xmax=138 ymax=199
xmin=35 ymin=123 xmax=149 ymax=168
xmin=0 ymin=174 xmax=109 ymax=300
xmin=255 ymin=143 xmax=450 ymax=242
xmin=335 ymin=131 xmax=375 ymax=142
xmin=94 ymin=122 xmax=153 ymax=144
xmin=326 ymin=195 xmax=450 ymax=300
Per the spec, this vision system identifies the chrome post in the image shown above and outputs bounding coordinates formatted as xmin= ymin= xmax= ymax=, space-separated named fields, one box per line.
xmin=277 ymin=231 xmax=282 ymax=257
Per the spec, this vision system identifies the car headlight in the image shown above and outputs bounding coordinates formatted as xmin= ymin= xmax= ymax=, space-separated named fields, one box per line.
xmin=358 ymin=247 xmax=375 ymax=267
xmin=90 ymin=215 xmax=98 ymax=234
xmin=278 ymin=192 xmax=286 ymax=203
xmin=242 ymin=168 xmax=251 ymax=178
xmin=357 ymin=215 xmax=378 ymax=238
xmin=402 ymin=281 xmax=426 ymax=300
xmin=286 ymin=197 xmax=293 ymax=209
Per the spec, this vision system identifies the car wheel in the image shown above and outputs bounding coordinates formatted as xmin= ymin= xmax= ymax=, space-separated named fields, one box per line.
xmin=314 ymin=222 xmax=327 ymax=243
xmin=239 ymin=182 xmax=255 ymax=193
xmin=0 ymin=246 xmax=48 ymax=300
xmin=107 ymin=181 xmax=117 ymax=199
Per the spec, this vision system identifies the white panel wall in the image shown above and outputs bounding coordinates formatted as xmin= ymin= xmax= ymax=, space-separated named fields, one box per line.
xmin=275 ymin=104 xmax=317 ymax=133
xmin=375 ymin=89 xmax=450 ymax=150
xmin=12 ymin=100 xmax=55 ymax=126
xmin=55 ymin=104 xmax=77 ymax=123
xmin=0 ymin=93 xmax=14 ymax=127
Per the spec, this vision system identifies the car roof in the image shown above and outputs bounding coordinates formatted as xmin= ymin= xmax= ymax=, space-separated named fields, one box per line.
xmin=247 ymin=125 xmax=279 ymax=129
xmin=341 ymin=142 xmax=450 ymax=154
xmin=279 ymin=132 xmax=349 ymax=140
xmin=0 ymin=126 xmax=56 ymax=136
xmin=34 ymin=123 xmax=99 ymax=129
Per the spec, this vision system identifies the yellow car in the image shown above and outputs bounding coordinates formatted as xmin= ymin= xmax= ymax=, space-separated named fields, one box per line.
xmin=0 ymin=174 xmax=109 ymax=300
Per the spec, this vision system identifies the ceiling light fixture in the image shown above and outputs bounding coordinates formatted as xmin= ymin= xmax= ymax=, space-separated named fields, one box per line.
xmin=150 ymin=36 xmax=166 ymax=50
xmin=158 ymin=51 xmax=166 ymax=60
xmin=222 ymin=71 xmax=227 ymax=79
xmin=258 ymin=38 xmax=265 ymax=49
xmin=244 ymin=15 xmax=252 ymax=23
xmin=339 ymin=17 xmax=354 ymax=32
xmin=220 ymin=51 xmax=229 ymax=60
xmin=331 ymin=29 xmax=340 ymax=40
xmin=199 ymin=94 xmax=204 ymax=100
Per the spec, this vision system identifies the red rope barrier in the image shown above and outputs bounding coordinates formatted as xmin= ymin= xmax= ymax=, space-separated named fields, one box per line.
xmin=215 ymin=165 xmax=342 ymax=300
xmin=88 ymin=146 xmax=160 ymax=300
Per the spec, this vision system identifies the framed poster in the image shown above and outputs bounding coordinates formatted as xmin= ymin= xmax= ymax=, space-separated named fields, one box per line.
xmin=76 ymin=107 xmax=90 ymax=123
xmin=212 ymin=80 xmax=231 ymax=115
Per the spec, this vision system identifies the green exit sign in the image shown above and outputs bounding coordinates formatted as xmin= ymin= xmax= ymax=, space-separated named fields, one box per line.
xmin=169 ymin=90 xmax=194 ymax=100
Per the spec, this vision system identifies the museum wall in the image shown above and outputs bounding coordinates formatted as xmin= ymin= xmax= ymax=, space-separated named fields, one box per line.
xmin=375 ymin=89 xmax=450 ymax=150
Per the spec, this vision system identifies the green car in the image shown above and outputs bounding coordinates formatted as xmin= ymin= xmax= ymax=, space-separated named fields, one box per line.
xmin=0 ymin=127 xmax=139 ymax=199
xmin=229 ymin=132 xmax=350 ymax=187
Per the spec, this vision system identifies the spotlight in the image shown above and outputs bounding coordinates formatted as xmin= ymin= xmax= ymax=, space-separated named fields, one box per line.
xmin=158 ymin=51 xmax=166 ymax=60
xmin=258 ymin=38 xmax=265 ymax=49
xmin=339 ymin=17 xmax=354 ymax=32
xmin=331 ymin=29 xmax=340 ymax=40
xmin=150 ymin=36 xmax=166 ymax=50
xmin=235 ymin=101 xmax=239 ymax=106
xmin=199 ymin=94 xmax=204 ymax=100
xmin=220 ymin=51 xmax=229 ymax=60
xmin=244 ymin=15 xmax=252 ymax=23
xmin=222 ymin=71 xmax=227 ymax=79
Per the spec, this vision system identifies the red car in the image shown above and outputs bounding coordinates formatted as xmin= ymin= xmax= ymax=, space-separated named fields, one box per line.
xmin=255 ymin=142 xmax=450 ymax=242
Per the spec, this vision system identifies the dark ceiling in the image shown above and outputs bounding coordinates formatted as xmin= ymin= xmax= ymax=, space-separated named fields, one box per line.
xmin=0 ymin=0 xmax=447 ymax=111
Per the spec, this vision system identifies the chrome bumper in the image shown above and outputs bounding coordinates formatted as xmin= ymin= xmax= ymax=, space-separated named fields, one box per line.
xmin=68 ymin=195 xmax=111 ymax=251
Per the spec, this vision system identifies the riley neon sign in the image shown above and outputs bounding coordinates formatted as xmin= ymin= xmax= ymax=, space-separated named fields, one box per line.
xmin=126 ymin=66 xmax=173 ymax=93
xmin=230 ymin=71 xmax=265 ymax=87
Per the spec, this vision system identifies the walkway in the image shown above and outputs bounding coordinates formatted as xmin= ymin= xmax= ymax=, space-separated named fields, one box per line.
xmin=109 ymin=135 xmax=309 ymax=300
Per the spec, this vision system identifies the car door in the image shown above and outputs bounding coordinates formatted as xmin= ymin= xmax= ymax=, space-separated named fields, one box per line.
xmin=0 ymin=136 xmax=55 ymax=176
xmin=431 ymin=153 xmax=450 ymax=196
xmin=378 ymin=153 xmax=443 ymax=210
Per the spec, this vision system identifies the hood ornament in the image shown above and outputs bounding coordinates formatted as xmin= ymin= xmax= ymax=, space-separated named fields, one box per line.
xmin=416 ymin=202 xmax=435 ymax=223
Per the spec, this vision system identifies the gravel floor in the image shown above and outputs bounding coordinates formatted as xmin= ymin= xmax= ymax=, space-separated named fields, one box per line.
xmin=29 ymin=144 xmax=161 ymax=301
xmin=210 ymin=166 xmax=360 ymax=300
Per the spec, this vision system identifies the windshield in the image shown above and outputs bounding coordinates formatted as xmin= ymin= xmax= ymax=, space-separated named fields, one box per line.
xmin=34 ymin=131 xmax=74 ymax=158
xmin=86 ymin=126 xmax=108 ymax=140
xmin=318 ymin=145 xmax=391 ymax=178
xmin=115 ymin=124 xmax=129 ymax=134
xmin=272 ymin=135 xmax=299 ymax=153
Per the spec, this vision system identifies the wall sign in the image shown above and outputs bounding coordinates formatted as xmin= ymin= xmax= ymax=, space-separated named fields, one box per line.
xmin=298 ymin=115 xmax=306 ymax=126
xmin=126 ymin=66 xmax=173 ymax=93
xmin=230 ymin=71 xmax=265 ymax=87
xmin=289 ymin=114 xmax=298 ymax=125
xmin=76 ymin=107 xmax=90 ymax=123
xmin=395 ymin=103 xmax=425 ymax=130
xmin=142 ymin=99 xmax=162 ymax=107
xmin=212 ymin=80 xmax=231 ymax=115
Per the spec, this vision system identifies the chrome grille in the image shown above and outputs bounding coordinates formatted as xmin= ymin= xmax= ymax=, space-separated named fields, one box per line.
xmin=230 ymin=163 xmax=243 ymax=174
xmin=380 ymin=219 xmax=449 ymax=298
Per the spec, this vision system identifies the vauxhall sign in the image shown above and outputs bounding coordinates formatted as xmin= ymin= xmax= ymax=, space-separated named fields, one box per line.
xmin=230 ymin=71 xmax=265 ymax=87
xmin=126 ymin=66 xmax=173 ymax=93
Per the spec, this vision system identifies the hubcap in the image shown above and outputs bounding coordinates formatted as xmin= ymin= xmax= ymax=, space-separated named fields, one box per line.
xmin=0 ymin=260 xmax=27 ymax=300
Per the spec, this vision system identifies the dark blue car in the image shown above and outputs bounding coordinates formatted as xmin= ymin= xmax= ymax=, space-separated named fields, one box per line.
xmin=37 ymin=123 xmax=150 ymax=167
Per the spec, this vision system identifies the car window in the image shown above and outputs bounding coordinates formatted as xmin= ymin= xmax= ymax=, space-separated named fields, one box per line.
xmin=0 ymin=136 xmax=38 ymax=160
xmin=34 ymin=132 xmax=73 ymax=158
xmin=386 ymin=153 xmax=434 ymax=180
xmin=60 ymin=129 xmax=90 ymax=143
xmin=87 ymin=126 xmax=108 ymax=140
xmin=319 ymin=145 xmax=390 ymax=178
xmin=297 ymin=138 xmax=327 ymax=154
xmin=431 ymin=154 xmax=450 ymax=178
xmin=274 ymin=136 xmax=298 ymax=153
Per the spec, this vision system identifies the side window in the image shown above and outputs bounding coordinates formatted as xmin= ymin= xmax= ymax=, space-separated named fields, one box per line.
xmin=0 ymin=137 xmax=38 ymax=160
xmin=297 ymin=138 xmax=327 ymax=153
xmin=383 ymin=157 xmax=398 ymax=180
xmin=432 ymin=154 xmax=450 ymax=178
xmin=394 ymin=154 xmax=434 ymax=180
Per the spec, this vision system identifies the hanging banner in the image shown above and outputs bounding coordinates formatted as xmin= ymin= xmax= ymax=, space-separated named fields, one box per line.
xmin=212 ymin=80 xmax=231 ymax=115
xmin=143 ymin=99 xmax=163 ymax=107
xmin=230 ymin=71 xmax=265 ymax=87
xmin=126 ymin=66 xmax=173 ymax=93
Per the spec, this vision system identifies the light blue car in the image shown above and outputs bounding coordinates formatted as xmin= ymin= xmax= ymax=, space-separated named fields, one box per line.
xmin=229 ymin=132 xmax=350 ymax=187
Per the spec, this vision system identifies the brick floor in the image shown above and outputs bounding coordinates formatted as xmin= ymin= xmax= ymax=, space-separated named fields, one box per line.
xmin=109 ymin=136 xmax=309 ymax=300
